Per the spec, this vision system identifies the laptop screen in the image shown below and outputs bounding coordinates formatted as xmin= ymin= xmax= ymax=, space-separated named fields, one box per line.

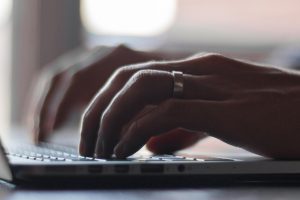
xmin=0 ymin=138 xmax=13 ymax=181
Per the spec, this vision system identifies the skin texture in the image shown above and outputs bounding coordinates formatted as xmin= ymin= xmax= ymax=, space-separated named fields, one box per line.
xmin=78 ymin=53 xmax=300 ymax=159
xmin=28 ymin=45 xmax=205 ymax=153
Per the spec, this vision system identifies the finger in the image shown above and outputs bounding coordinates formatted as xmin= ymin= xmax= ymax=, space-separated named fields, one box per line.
xmin=52 ymin=45 xmax=156 ymax=129
xmin=29 ymin=48 xmax=91 ymax=142
xmin=31 ymin=71 xmax=69 ymax=142
xmin=94 ymin=70 xmax=230 ymax=158
xmin=81 ymin=52 xmax=270 ymax=146
xmin=47 ymin=47 xmax=114 ymax=129
xmin=80 ymin=72 xmax=228 ymax=157
xmin=114 ymin=99 xmax=228 ymax=158
xmin=94 ymin=69 xmax=173 ymax=157
xmin=50 ymin=71 xmax=89 ymax=130
xmin=146 ymin=129 xmax=207 ymax=154
xmin=79 ymin=63 xmax=173 ymax=156
xmin=43 ymin=72 xmax=77 ymax=130
xmin=118 ymin=104 xmax=206 ymax=154
xmin=80 ymin=54 xmax=232 ymax=156
xmin=26 ymin=74 xmax=51 ymax=142
xmin=79 ymin=54 xmax=211 ymax=155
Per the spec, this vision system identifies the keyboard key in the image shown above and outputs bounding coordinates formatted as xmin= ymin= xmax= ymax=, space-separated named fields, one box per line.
xmin=178 ymin=154 xmax=234 ymax=162
xmin=8 ymin=143 xmax=235 ymax=163
xmin=137 ymin=158 xmax=163 ymax=162
xmin=70 ymin=157 xmax=96 ymax=162
xmin=43 ymin=155 xmax=50 ymax=159
xmin=203 ymin=158 xmax=234 ymax=161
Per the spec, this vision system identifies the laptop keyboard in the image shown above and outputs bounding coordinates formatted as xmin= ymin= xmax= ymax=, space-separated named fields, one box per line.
xmin=6 ymin=143 xmax=234 ymax=162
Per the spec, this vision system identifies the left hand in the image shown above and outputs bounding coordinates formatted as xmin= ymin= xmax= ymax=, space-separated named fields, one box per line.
xmin=27 ymin=44 xmax=205 ymax=154
xmin=27 ymin=45 xmax=160 ymax=142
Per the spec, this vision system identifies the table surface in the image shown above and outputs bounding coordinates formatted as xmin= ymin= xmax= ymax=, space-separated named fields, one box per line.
xmin=2 ymin=183 xmax=300 ymax=200
xmin=1 ymin=129 xmax=300 ymax=200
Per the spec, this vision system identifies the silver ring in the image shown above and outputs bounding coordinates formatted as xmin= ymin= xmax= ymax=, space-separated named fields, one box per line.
xmin=172 ymin=71 xmax=184 ymax=98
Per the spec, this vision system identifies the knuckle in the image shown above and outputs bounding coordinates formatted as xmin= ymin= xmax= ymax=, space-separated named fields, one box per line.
xmin=188 ymin=53 xmax=224 ymax=63
xmin=129 ymin=69 xmax=155 ymax=87
xmin=187 ymin=53 xmax=226 ymax=68
xmin=201 ymin=53 xmax=224 ymax=61
xmin=114 ymin=66 xmax=132 ymax=79
xmin=108 ymin=66 xmax=135 ymax=86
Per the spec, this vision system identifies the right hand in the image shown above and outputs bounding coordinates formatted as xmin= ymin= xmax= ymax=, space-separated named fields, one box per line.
xmin=79 ymin=53 xmax=300 ymax=159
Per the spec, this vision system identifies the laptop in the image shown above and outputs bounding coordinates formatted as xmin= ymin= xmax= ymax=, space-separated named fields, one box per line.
xmin=1 ymin=131 xmax=300 ymax=185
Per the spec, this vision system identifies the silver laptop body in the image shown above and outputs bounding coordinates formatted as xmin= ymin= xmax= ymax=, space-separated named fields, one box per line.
xmin=2 ymin=137 xmax=300 ymax=185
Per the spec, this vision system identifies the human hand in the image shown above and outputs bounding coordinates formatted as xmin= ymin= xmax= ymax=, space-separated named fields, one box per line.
xmin=28 ymin=45 xmax=204 ymax=153
xmin=27 ymin=45 xmax=160 ymax=142
xmin=80 ymin=53 xmax=300 ymax=159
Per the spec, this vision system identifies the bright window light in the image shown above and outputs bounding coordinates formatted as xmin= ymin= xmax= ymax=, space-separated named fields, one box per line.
xmin=81 ymin=0 xmax=177 ymax=36
xmin=0 ymin=0 xmax=11 ymax=26
xmin=0 ymin=0 xmax=11 ymax=134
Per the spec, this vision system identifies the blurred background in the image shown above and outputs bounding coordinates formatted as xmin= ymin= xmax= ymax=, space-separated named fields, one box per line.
xmin=1 ymin=0 xmax=300 ymax=135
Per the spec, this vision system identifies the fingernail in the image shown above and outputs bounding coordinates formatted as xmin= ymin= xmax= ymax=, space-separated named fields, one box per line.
xmin=114 ymin=142 xmax=127 ymax=158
